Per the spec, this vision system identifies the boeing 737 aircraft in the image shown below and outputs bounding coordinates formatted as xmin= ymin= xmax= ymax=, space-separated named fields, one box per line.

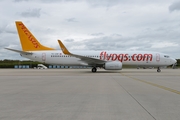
xmin=5 ymin=21 xmax=177 ymax=72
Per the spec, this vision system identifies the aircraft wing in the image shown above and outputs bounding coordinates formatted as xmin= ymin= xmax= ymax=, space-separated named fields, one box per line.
xmin=58 ymin=40 xmax=106 ymax=65
xmin=5 ymin=48 xmax=32 ymax=55
xmin=70 ymin=54 xmax=106 ymax=65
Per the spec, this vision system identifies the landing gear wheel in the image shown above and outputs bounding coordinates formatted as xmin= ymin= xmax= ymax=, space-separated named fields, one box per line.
xmin=92 ymin=67 xmax=97 ymax=73
xmin=157 ymin=67 xmax=161 ymax=72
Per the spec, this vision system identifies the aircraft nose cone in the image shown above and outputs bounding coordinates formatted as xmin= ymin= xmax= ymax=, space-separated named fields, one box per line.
xmin=172 ymin=58 xmax=177 ymax=64
xmin=174 ymin=59 xmax=177 ymax=63
xmin=171 ymin=58 xmax=177 ymax=69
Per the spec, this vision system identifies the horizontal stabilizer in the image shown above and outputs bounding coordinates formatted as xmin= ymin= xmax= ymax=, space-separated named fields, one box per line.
xmin=5 ymin=48 xmax=32 ymax=55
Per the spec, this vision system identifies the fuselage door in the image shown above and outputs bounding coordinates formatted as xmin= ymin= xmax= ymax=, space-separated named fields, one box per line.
xmin=42 ymin=53 xmax=46 ymax=61
xmin=156 ymin=53 xmax=160 ymax=62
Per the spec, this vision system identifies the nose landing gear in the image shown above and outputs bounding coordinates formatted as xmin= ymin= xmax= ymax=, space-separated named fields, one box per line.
xmin=157 ymin=67 xmax=161 ymax=72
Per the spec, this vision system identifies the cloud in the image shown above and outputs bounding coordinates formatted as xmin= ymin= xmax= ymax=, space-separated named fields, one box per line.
xmin=4 ymin=23 xmax=17 ymax=34
xmin=86 ymin=0 xmax=121 ymax=7
xmin=169 ymin=1 xmax=180 ymax=12
xmin=151 ymin=42 xmax=179 ymax=48
xmin=64 ymin=39 xmax=74 ymax=42
xmin=0 ymin=0 xmax=180 ymax=60
xmin=91 ymin=33 xmax=104 ymax=36
xmin=66 ymin=18 xmax=78 ymax=22
xmin=14 ymin=0 xmax=29 ymax=2
xmin=13 ymin=0 xmax=79 ymax=3
xmin=0 ymin=28 xmax=4 ymax=34
xmin=20 ymin=8 xmax=41 ymax=18
xmin=81 ymin=35 xmax=144 ymax=51
xmin=0 ymin=22 xmax=8 ymax=34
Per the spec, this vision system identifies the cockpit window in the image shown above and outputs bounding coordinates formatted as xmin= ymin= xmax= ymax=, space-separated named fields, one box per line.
xmin=164 ymin=55 xmax=170 ymax=58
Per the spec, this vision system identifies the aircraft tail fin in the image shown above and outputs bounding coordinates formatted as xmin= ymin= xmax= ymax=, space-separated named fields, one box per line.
xmin=15 ymin=21 xmax=55 ymax=51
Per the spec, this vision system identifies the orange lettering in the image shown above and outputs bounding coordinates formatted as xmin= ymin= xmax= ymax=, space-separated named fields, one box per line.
xmin=19 ymin=24 xmax=40 ymax=48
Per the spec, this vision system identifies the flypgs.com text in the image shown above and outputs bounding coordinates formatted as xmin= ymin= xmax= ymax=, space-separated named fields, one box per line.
xmin=100 ymin=51 xmax=153 ymax=62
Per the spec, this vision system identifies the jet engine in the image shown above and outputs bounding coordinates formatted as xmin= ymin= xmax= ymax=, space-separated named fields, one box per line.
xmin=104 ymin=61 xmax=122 ymax=70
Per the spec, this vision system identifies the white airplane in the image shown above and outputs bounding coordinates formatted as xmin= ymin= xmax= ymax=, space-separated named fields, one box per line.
xmin=5 ymin=21 xmax=177 ymax=72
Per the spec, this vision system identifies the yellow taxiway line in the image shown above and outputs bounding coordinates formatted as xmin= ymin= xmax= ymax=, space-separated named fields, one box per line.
xmin=121 ymin=73 xmax=180 ymax=95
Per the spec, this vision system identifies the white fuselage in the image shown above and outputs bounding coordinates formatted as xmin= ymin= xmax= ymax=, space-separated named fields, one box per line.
xmin=21 ymin=50 xmax=176 ymax=67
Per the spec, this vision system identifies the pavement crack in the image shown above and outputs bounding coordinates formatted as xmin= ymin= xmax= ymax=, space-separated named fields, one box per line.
xmin=112 ymin=76 xmax=157 ymax=120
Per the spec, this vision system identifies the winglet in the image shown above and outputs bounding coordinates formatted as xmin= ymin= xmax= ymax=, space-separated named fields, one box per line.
xmin=58 ymin=40 xmax=71 ymax=54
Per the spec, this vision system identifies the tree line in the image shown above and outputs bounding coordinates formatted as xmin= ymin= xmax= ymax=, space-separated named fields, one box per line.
xmin=0 ymin=60 xmax=41 ymax=68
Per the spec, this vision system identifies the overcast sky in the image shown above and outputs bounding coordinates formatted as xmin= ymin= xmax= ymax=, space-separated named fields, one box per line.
xmin=0 ymin=0 xmax=180 ymax=60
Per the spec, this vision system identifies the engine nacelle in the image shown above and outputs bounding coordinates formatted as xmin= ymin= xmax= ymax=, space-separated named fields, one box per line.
xmin=104 ymin=61 xmax=122 ymax=70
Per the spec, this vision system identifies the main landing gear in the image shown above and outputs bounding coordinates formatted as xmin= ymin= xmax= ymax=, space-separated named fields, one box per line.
xmin=157 ymin=67 xmax=161 ymax=72
xmin=92 ymin=67 xmax=97 ymax=73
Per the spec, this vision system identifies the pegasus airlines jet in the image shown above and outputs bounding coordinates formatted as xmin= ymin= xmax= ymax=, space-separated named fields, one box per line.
xmin=5 ymin=21 xmax=177 ymax=72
